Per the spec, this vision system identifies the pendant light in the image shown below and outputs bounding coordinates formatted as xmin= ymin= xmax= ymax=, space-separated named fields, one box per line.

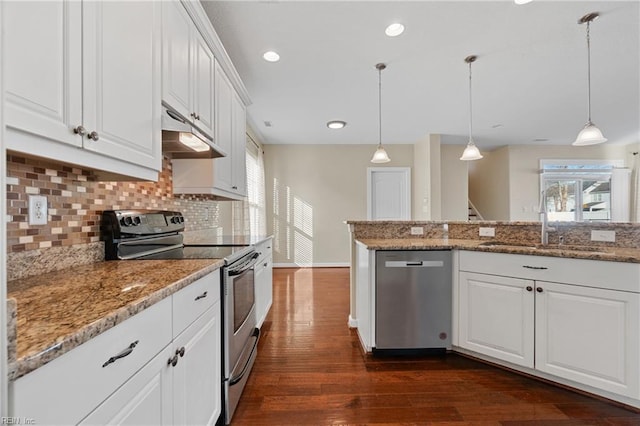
xmin=460 ymin=55 xmax=483 ymax=161
xmin=573 ymin=12 xmax=607 ymax=146
xmin=371 ymin=63 xmax=391 ymax=163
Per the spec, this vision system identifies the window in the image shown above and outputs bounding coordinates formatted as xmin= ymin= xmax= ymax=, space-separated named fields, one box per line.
xmin=540 ymin=159 xmax=628 ymax=222
xmin=245 ymin=136 xmax=266 ymax=236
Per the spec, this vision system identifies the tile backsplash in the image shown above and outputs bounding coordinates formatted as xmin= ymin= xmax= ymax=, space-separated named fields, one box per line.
xmin=6 ymin=154 xmax=248 ymax=279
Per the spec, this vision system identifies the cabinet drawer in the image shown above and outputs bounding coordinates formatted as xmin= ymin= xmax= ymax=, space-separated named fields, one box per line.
xmin=11 ymin=297 xmax=172 ymax=426
xmin=459 ymin=250 xmax=640 ymax=293
xmin=173 ymin=272 xmax=221 ymax=337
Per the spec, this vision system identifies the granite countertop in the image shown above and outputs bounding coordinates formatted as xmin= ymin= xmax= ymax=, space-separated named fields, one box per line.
xmin=182 ymin=231 xmax=272 ymax=246
xmin=7 ymin=258 xmax=224 ymax=381
xmin=356 ymin=238 xmax=640 ymax=263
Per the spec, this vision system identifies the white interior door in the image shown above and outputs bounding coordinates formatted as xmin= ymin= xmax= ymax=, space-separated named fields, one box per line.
xmin=367 ymin=167 xmax=411 ymax=220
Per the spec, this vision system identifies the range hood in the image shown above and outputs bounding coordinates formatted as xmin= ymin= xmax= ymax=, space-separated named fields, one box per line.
xmin=161 ymin=104 xmax=226 ymax=159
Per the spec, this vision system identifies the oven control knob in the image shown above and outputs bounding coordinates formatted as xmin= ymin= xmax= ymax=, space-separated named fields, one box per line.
xmin=170 ymin=217 xmax=177 ymax=224
xmin=179 ymin=216 xmax=184 ymax=223
xmin=123 ymin=216 xmax=133 ymax=226
xmin=133 ymin=216 xmax=141 ymax=226
xmin=119 ymin=218 xmax=126 ymax=226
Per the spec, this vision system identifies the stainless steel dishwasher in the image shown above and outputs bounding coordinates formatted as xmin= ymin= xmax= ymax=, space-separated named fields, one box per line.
xmin=375 ymin=250 xmax=452 ymax=353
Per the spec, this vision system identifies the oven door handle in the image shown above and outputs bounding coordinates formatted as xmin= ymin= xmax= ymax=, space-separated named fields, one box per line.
xmin=228 ymin=252 xmax=261 ymax=276
xmin=229 ymin=328 xmax=260 ymax=386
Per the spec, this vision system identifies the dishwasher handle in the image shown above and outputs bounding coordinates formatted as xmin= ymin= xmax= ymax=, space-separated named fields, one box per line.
xmin=384 ymin=260 xmax=444 ymax=268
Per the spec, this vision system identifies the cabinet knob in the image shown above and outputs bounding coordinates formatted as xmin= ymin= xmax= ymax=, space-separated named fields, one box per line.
xmin=87 ymin=131 xmax=99 ymax=141
xmin=526 ymin=286 xmax=533 ymax=292
xmin=73 ymin=125 xmax=86 ymax=136
xmin=232 ymin=186 xmax=238 ymax=190
xmin=177 ymin=346 xmax=186 ymax=358
xmin=168 ymin=354 xmax=178 ymax=367
xmin=536 ymin=287 xmax=544 ymax=293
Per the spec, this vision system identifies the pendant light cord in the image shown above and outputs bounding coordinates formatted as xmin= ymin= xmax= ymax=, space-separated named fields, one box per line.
xmin=378 ymin=66 xmax=383 ymax=148
xmin=586 ymin=21 xmax=592 ymax=123
xmin=468 ymin=60 xmax=473 ymax=142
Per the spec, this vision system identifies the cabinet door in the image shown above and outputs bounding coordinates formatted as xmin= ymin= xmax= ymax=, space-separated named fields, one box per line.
xmin=82 ymin=0 xmax=161 ymax=171
xmin=193 ymin=31 xmax=216 ymax=138
xmin=355 ymin=243 xmax=374 ymax=351
xmin=214 ymin=60 xmax=234 ymax=192
xmin=79 ymin=346 xmax=173 ymax=426
xmin=535 ymin=281 xmax=640 ymax=398
xmin=231 ymin=92 xmax=248 ymax=196
xmin=162 ymin=0 xmax=193 ymax=121
xmin=172 ymin=302 xmax=222 ymax=426
xmin=459 ymin=272 xmax=534 ymax=368
xmin=4 ymin=0 xmax=82 ymax=147
xmin=254 ymin=256 xmax=273 ymax=328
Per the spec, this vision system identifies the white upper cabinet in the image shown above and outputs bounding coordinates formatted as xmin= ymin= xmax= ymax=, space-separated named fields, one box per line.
xmin=172 ymin=59 xmax=247 ymax=200
xmin=162 ymin=0 xmax=215 ymax=138
xmin=4 ymin=0 xmax=162 ymax=181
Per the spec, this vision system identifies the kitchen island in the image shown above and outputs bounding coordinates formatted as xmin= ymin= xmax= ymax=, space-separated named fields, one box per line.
xmin=349 ymin=220 xmax=640 ymax=410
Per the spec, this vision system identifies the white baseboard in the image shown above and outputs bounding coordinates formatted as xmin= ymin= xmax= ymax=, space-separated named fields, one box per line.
xmin=273 ymin=262 xmax=350 ymax=268
xmin=348 ymin=315 xmax=358 ymax=328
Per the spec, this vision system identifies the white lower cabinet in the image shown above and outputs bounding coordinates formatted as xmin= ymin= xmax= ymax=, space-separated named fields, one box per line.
xmin=79 ymin=346 xmax=173 ymax=425
xmin=354 ymin=242 xmax=375 ymax=352
xmin=457 ymin=250 xmax=640 ymax=403
xmin=535 ymin=280 xmax=639 ymax=398
xmin=10 ymin=272 xmax=223 ymax=425
xmin=172 ymin=302 xmax=221 ymax=426
xmin=459 ymin=272 xmax=534 ymax=368
xmin=254 ymin=238 xmax=273 ymax=328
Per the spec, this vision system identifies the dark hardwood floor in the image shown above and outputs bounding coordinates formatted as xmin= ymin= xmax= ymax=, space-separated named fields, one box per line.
xmin=232 ymin=267 xmax=640 ymax=425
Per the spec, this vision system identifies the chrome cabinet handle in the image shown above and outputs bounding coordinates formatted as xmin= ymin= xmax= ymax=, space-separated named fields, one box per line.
xmin=522 ymin=265 xmax=548 ymax=270
xmin=526 ymin=286 xmax=533 ymax=292
xmin=103 ymin=340 xmax=139 ymax=367
xmin=190 ymin=112 xmax=200 ymax=120
xmin=87 ymin=131 xmax=99 ymax=141
xmin=73 ymin=125 xmax=86 ymax=136
xmin=194 ymin=291 xmax=208 ymax=301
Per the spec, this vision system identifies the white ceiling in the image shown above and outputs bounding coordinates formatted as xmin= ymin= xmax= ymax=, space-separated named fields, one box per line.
xmin=201 ymin=0 xmax=640 ymax=151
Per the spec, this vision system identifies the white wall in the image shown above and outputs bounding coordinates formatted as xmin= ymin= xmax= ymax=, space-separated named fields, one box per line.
xmin=508 ymin=144 xmax=628 ymax=221
xmin=263 ymin=144 xmax=414 ymax=266
xmin=441 ymin=145 xmax=469 ymax=221
xmin=469 ymin=146 xmax=511 ymax=221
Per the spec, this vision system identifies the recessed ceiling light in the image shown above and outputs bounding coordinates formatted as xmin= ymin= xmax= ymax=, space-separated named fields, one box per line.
xmin=263 ymin=51 xmax=280 ymax=62
xmin=327 ymin=120 xmax=346 ymax=129
xmin=514 ymin=0 xmax=533 ymax=4
xmin=385 ymin=23 xmax=405 ymax=37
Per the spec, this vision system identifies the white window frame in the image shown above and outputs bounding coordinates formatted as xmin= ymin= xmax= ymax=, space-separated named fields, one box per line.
xmin=539 ymin=159 xmax=626 ymax=222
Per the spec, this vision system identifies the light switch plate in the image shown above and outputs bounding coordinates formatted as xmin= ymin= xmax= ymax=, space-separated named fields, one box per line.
xmin=479 ymin=227 xmax=495 ymax=237
xmin=28 ymin=195 xmax=48 ymax=225
xmin=591 ymin=230 xmax=615 ymax=242
xmin=410 ymin=226 xmax=424 ymax=235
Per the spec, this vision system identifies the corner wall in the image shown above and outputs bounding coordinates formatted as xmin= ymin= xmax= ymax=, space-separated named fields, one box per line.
xmin=263 ymin=144 xmax=414 ymax=266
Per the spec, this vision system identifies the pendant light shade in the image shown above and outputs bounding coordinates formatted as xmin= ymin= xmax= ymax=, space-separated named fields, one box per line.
xmin=573 ymin=12 xmax=607 ymax=146
xmin=460 ymin=55 xmax=483 ymax=161
xmin=371 ymin=63 xmax=391 ymax=163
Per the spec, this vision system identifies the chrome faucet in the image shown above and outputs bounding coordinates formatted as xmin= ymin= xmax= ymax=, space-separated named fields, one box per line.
xmin=539 ymin=190 xmax=556 ymax=245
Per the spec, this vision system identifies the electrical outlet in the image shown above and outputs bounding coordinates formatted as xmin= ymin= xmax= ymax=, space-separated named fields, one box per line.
xmin=591 ymin=230 xmax=615 ymax=242
xmin=28 ymin=195 xmax=48 ymax=225
xmin=479 ymin=227 xmax=495 ymax=237
xmin=410 ymin=226 xmax=424 ymax=235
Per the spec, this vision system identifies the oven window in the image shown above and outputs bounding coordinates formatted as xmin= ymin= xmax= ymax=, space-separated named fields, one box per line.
xmin=233 ymin=268 xmax=255 ymax=333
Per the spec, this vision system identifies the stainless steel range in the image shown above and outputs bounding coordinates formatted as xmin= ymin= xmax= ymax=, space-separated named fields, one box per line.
xmin=101 ymin=210 xmax=260 ymax=424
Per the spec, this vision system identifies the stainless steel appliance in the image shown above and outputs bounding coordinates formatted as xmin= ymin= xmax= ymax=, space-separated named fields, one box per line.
xmin=375 ymin=250 xmax=452 ymax=353
xmin=101 ymin=210 xmax=260 ymax=424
